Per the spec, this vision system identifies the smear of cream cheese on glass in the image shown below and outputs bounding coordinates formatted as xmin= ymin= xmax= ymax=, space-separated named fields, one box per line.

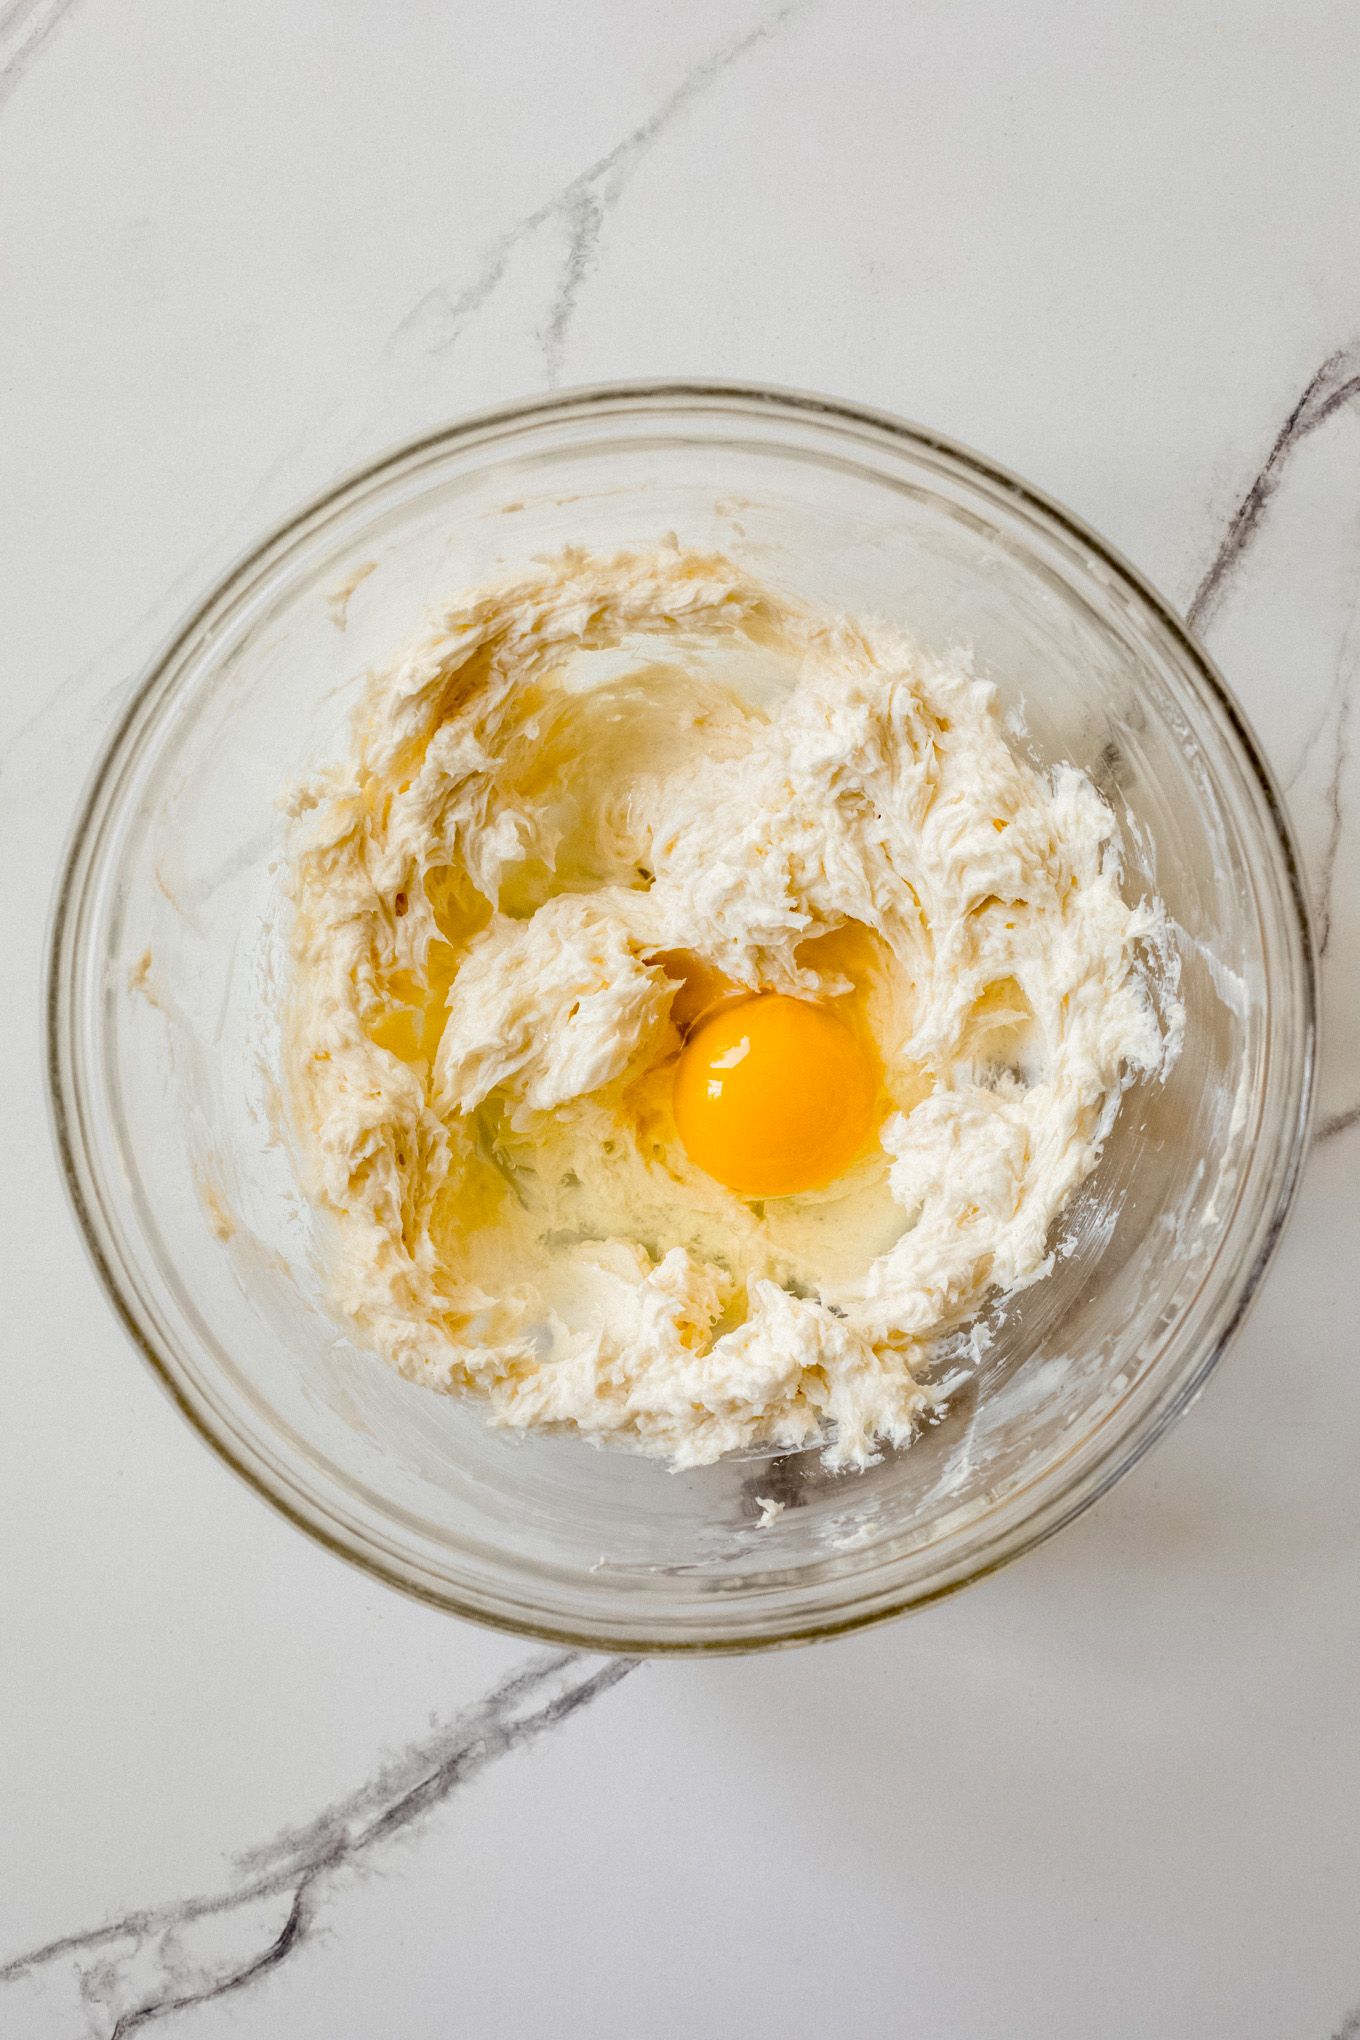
xmin=284 ymin=546 xmax=1172 ymax=1469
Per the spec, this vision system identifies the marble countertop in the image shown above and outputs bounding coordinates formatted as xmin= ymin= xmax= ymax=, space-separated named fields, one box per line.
xmin=2 ymin=3 xmax=1357 ymax=2034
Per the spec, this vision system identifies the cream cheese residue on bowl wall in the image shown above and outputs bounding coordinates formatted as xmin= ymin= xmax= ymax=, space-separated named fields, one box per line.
xmin=283 ymin=545 xmax=1178 ymax=1470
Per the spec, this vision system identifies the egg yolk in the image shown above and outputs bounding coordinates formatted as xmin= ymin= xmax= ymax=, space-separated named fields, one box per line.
xmin=672 ymin=994 xmax=878 ymax=1198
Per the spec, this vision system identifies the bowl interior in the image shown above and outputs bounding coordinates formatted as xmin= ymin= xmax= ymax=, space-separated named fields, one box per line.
xmin=54 ymin=389 xmax=1312 ymax=1648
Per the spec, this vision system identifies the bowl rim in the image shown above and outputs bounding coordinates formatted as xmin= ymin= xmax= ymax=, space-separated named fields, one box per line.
xmin=45 ymin=377 xmax=1319 ymax=1653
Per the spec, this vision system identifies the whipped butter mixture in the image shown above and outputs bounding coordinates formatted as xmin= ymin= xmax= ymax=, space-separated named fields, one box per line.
xmin=285 ymin=546 xmax=1168 ymax=1469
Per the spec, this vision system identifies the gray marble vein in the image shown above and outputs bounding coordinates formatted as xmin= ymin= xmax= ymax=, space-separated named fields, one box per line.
xmin=1284 ymin=651 xmax=1354 ymax=953
xmin=1318 ymin=1100 xmax=1360 ymax=1143
xmin=1316 ymin=674 xmax=1353 ymax=963
xmin=1188 ymin=338 xmax=1360 ymax=636
xmin=1184 ymin=343 xmax=1360 ymax=1144
xmin=386 ymin=0 xmax=813 ymax=386
xmin=0 ymin=0 xmax=82 ymax=114
xmin=0 ymin=1650 xmax=637 ymax=2037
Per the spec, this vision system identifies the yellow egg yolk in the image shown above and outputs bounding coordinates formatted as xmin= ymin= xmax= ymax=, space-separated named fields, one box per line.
xmin=671 ymin=993 xmax=878 ymax=1199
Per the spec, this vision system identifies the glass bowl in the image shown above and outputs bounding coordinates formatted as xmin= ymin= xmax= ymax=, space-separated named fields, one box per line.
xmin=47 ymin=383 xmax=1316 ymax=1653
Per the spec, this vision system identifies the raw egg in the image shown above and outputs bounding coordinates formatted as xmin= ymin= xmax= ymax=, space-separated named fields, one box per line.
xmin=672 ymin=994 xmax=878 ymax=1198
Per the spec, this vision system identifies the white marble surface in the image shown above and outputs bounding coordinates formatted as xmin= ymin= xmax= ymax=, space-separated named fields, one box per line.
xmin=2 ymin=2 xmax=1358 ymax=2033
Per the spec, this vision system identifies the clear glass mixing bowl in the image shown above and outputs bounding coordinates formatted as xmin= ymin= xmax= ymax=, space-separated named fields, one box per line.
xmin=47 ymin=383 xmax=1316 ymax=1652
